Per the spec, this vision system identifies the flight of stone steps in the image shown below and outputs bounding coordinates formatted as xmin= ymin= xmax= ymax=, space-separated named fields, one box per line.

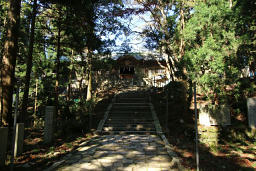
xmin=45 ymin=89 xmax=184 ymax=170
xmin=101 ymin=90 xmax=156 ymax=135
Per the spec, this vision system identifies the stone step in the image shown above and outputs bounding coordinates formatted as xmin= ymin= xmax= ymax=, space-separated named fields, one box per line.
xmin=103 ymin=127 xmax=156 ymax=132
xmin=117 ymin=96 xmax=146 ymax=98
xmin=112 ymin=105 xmax=150 ymax=109
xmin=117 ymin=94 xmax=146 ymax=97
xmin=106 ymin=121 xmax=154 ymax=125
xmin=106 ymin=118 xmax=153 ymax=121
xmin=116 ymin=98 xmax=147 ymax=103
xmin=109 ymin=113 xmax=152 ymax=119
xmin=101 ymin=130 xmax=157 ymax=135
xmin=105 ymin=126 xmax=154 ymax=130
xmin=110 ymin=112 xmax=151 ymax=115
xmin=108 ymin=116 xmax=152 ymax=119
xmin=112 ymin=103 xmax=150 ymax=106
xmin=105 ymin=120 xmax=154 ymax=125
xmin=109 ymin=110 xmax=152 ymax=116
xmin=108 ymin=118 xmax=152 ymax=121
xmin=108 ymin=117 xmax=153 ymax=121
xmin=109 ymin=111 xmax=151 ymax=114
xmin=110 ymin=111 xmax=151 ymax=114
xmin=109 ymin=119 xmax=152 ymax=122
xmin=103 ymin=123 xmax=155 ymax=127
xmin=107 ymin=117 xmax=153 ymax=120
xmin=110 ymin=108 xmax=151 ymax=112
xmin=116 ymin=100 xmax=148 ymax=103
xmin=108 ymin=115 xmax=152 ymax=118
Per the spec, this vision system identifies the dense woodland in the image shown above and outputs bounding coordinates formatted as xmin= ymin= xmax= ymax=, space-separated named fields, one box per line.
xmin=1 ymin=0 xmax=255 ymax=126
xmin=0 ymin=0 xmax=256 ymax=169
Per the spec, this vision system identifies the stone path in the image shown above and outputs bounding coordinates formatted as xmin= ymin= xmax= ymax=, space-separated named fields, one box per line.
xmin=45 ymin=88 xmax=183 ymax=171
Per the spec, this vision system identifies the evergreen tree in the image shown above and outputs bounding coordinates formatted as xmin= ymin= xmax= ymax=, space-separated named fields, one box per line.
xmin=1 ymin=0 xmax=21 ymax=125
xmin=20 ymin=0 xmax=38 ymax=123
xmin=184 ymin=0 xmax=241 ymax=103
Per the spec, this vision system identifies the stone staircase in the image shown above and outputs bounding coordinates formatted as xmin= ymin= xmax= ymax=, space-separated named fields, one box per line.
xmin=46 ymin=88 xmax=184 ymax=171
xmin=101 ymin=90 xmax=156 ymax=135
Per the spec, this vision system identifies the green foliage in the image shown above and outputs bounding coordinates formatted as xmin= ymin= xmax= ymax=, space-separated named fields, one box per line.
xmin=0 ymin=0 xmax=123 ymax=126
xmin=235 ymin=0 xmax=256 ymax=67
xmin=184 ymin=0 xmax=241 ymax=103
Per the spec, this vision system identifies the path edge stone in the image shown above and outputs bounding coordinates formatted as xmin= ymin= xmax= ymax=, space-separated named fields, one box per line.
xmin=150 ymin=102 xmax=185 ymax=170
xmin=96 ymin=94 xmax=116 ymax=134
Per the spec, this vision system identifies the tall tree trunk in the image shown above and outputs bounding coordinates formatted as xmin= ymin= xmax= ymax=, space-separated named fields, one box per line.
xmin=86 ymin=51 xmax=92 ymax=101
xmin=86 ymin=51 xmax=92 ymax=130
xmin=229 ymin=0 xmax=233 ymax=8
xmin=20 ymin=0 xmax=37 ymax=123
xmin=179 ymin=1 xmax=188 ymax=79
xmin=179 ymin=2 xmax=185 ymax=59
xmin=55 ymin=26 xmax=61 ymax=113
xmin=34 ymin=78 xmax=38 ymax=114
xmin=0 ymin=17 xmax=8 ymax=124
xmin=67 ymin=50 xmax=74 ymax=102
xmin=86 ymin=70 xmax=92 ymax=101
xmin=0 ymin=72 xmax=3 ymax=126
xmin=1 ymin=0 xmax=21 ymax=126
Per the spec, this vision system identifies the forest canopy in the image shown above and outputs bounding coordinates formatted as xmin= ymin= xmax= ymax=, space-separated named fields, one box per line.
xmin=0 ymin=0 xmax=255 ymax=126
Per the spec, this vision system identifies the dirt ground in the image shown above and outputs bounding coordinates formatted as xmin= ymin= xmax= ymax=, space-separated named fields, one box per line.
xmin=0 ymin=89 xmax=115 ymax=171
xmin=150 ymin=87 xmax=256 ymax=171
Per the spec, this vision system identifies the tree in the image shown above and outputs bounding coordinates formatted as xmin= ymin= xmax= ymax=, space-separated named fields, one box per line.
xmin=235 ymin=0 xmax=256 ymax=73
xmin=0 ymin=0 xmax=9 ymax=126
xmin=184 ymin=0 xmax=241 ymax=103
xmin=1 ymin=0 xmax=21 ymax=125
xmin=20 ymin=0 xmax=38 ymax=123
xmin=136 ymin=0 xmax=193 ymax=81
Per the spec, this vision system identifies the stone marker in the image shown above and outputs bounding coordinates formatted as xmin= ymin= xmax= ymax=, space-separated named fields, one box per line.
xmin=44 ymin=106 xmax=56 ymax=144
xmin=199 ymin=105 xmax=231 ymax=126
xmin=0 ymin=127 xmax=8 ymax=166
xmin=14 ymin=123 xmax=24 ymax=157
xmin=247 ymin=97 xmax=256 ymax=129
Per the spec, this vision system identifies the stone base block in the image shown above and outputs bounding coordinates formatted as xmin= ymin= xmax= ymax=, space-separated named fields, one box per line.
xmin=0 ymin=127 xmax=8 ymax=166
xmin=44 ymin=106 xmax=56 ymax=144
xmin=14 ymin=123 xmax=24 ymax=157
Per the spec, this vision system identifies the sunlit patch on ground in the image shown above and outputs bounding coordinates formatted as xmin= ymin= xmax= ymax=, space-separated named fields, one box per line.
xmin=49 ymin=135 xmax=177 ymax=171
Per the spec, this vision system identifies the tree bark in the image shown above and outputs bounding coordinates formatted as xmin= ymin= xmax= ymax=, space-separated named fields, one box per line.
xmin=55 ymin=25 xmax=61 ymax=112
xmin=20 ymin=0 xmax=37 ymax=123
xmin=1 ymin=0 xmax=21 ymax=126
xmin=179 ymin=1 xmax=185 ymax=59
xmin=229 ymin=0 xmax=233 ymax=9
xmin=86 ymin=52 xmax=92 ymax=101
xmin=34 ymin=78 xmax=38 ymax=114
xmin=67 ymin=50 xmax=74 ymax=101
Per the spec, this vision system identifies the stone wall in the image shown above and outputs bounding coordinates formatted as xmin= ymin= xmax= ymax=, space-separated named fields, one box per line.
xmin=199 ymin=104 xmax=231 ymax=126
